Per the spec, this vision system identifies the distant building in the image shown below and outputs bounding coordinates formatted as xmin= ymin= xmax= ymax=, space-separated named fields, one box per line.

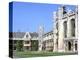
xmin=42 ymin=31 xmax=53 ymax=51
xmin=9 ymin=32 xmax=38 ymax=51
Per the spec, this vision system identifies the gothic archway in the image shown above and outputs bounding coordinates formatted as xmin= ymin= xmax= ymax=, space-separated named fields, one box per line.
xmin=63 ymin=21 xmax=67 ymax=37
xmin=68 ymin=41 xmax=71 ymax=51
xmin=75 ymin=43 xmax=77 ymax=51
xmin=71 ymin=19 xmax=75 ymax=37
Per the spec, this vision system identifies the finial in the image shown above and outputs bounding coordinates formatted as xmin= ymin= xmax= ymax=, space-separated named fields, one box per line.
xmin=75 ymin=5 xmax=78 ymax=13
xmin=67 ymin=7 xmax=72 ymax=14
xmin=53 ymin=11 xmax=57 ymax=21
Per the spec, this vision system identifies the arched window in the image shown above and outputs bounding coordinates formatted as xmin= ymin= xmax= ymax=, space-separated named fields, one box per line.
xmin=26 ymin=34 xmax=28 ymax=38
xmin=71 ymin=19 xmax=75 ymax=37
xmin=63 ymin=21 xmax=67 ymax=37
xmin=75 ymin=43 xmax=77 ymax=51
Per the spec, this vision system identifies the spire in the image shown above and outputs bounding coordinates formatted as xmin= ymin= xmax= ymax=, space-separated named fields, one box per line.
xmin=58 ymin=6 xmax=63 ymax=19
xmin=63 ymin=6 xmax=67 ymax=14
xmin=38 ymin=25 xmax=44 ymax=51
xmin=67 ymin=7 xmax=72 ymax=14
xmin=75 ymin=6 xmax=78 ymax=13
xmin=53 ymin=11 xmax=57 ymax=21
xmin=58 ymin=5 xmax=67 ymax=14
xmin=53 ymin=11 xmax=57 ymax=30
xmin=38 ymin=25 xmax=44 ymax=36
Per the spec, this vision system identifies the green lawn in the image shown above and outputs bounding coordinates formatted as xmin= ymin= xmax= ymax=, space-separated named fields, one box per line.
xmin=13 ymin=51 xmax=78 ymax=58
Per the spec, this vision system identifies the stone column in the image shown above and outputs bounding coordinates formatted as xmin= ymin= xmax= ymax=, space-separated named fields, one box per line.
xmin=73 ymin=40 xmax=75 ymax=52
xmin=75 ymin=7 xmax=78 ymax=38
xmin=53 ymin=11 xmax=58 ymax=52
xmin=53 ymin=33 xmax=58 ymax=52
xmin=67 ymin=9 xmax=72 ymax=38
xmin=64 ymin=41 xmax=66 ymax=52
xmin=58 ymin=21 xmax=64 ymax=52
xmin=66 ymin=41 xmax=68 ymax=52
xmin=74 ymin=6 xmax=78 ymax=53
xmin=57 ymin=6 xmax=64 ymax=52
xmin=67 ymin=17 xmax=72 ymax=38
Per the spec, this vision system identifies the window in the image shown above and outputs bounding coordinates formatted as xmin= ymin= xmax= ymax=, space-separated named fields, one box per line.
xmin=72 ymin=34 xmax=75 ymax=36
xmin=71 ymin=19 xmax=75 ymax=37
xmin=26 ymin=35 xmax=28 ymax=38
xmin=56 ymin=32 xmax=58 ymax=36
xmin=56 ymin=23 xmax=58 ymax=29
xmin=63 ymin=21 xmax=67 ymax=37
xmin=68 ymin=42 xmax=71 ymax=51
xmin=25 ymin=41 xmax=29 ymax=44
xmin=75 ymin=43 xmax=77 ymax=50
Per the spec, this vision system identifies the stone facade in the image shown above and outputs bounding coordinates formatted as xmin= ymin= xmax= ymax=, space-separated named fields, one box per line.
xmin=9 ymin=5 xmax=78 ymax=53
xmin=9 ymin=32 xmax=39 ymax=51
xmin=53 ymin=5 xmax=78 ymax=52
xmin=42 ymin=31 xmax=53 ymax=51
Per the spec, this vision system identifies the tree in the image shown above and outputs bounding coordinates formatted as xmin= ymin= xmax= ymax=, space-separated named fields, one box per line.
xmin=16 ymin=40 xmax=23 ymax=51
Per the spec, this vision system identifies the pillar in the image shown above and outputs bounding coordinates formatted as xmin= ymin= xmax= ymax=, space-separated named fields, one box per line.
xmin=53 ymin=11 xmax=58 ymax=52
xmin=58 ymin=21 xmax=64 ymax=52
xmin=67 ymin=17 xmax=72 ymax=37
xmin=73 ymin=40 xmax=75 ymax=52
xmin=57 ymin=6 xmax=64 ymax=52
xmin=64 ymin=41 xmax=66 ymax=52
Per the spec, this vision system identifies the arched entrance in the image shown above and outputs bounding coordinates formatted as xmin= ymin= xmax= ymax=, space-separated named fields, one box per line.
xmin=75 ymin=43 xmax=77 ymax=51
xmin=68 ymin=42 xmax=71 ymax=51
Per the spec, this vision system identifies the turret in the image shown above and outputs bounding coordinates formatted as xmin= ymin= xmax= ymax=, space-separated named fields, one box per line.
xmin=58 ymin=5 xmax=66 ymax=19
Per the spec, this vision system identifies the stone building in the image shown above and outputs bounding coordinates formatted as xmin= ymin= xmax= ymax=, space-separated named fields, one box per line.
xmin=42 ymin=31 xmax=53 ymax=51
xmin=9 ymin=32 xmax=39 ymax=51
xmin=9 ymin=5 xmax=78 ymax=53
xmin=53 ymin=5 xmax=78 ymax=52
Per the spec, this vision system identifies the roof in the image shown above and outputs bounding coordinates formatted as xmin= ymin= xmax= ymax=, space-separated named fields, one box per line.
xmin=9 ymin=32 xmax=26 ymax=38
xmin=9 ymin=32 xmax=38 ymax=38
xmin=43 ymin=31 xmax=53 ymax=36
xmin=29 ymin=32 xmax=38 ymax=38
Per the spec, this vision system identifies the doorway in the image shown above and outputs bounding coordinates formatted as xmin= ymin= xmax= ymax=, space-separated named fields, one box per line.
xmin=68 ymin=41 xmax=71 ymax=51
xmin=75 ymin=43 xmax=77 ymax=51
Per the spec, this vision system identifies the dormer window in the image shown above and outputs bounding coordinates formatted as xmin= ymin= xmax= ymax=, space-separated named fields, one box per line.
xmin=25 ymin=41 xmax=29 ymax=44
xmin=26 ymin=34 xmax=28 ymax=38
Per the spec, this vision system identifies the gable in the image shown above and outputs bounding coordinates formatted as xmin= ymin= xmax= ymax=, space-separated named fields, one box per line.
xmin=23 ymin=32 xmax=31 ymax=39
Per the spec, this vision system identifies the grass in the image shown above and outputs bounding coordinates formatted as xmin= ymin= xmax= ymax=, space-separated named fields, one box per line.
xmin=13 ymin=51 xmax=78 ymax=58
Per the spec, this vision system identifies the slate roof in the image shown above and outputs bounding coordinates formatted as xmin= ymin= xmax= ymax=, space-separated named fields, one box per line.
xmin=9 ymin=32 xmax=38 ymax=38
xmin=29 ymin=32 xmax=38 ymax=38
xmin=13 ymin=32 xmax=25 ymax=38
xmin=9 ymin=32 xmax=26 ymax=38
xmin=43 ymin=30 xmax=53 ymax=36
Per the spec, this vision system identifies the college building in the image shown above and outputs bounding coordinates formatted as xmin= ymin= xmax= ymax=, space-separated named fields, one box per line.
xmin=9 ymin=5 xmax=78 ymax=53
xmin=52 ymin=5 xmax=78 ymax=52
